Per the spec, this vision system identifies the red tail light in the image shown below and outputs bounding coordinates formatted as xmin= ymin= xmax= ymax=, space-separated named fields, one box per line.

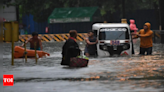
xmin=125 ymin=41 xmax=129 ymax=43
xmin=100 ymin=41 xmax=104 ymax=43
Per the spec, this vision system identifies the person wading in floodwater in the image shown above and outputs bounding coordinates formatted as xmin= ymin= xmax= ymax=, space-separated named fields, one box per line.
xmin=21 ymin=32 xmax=43 ymax=51
xmin=61 ymin=30 xmax=80 ymax=66
xmin=130 ymin=19 xmax=138 ymax=54
xmin=84 ymin=30 xmax=98 ymax=57
xmin=133 ymin=22 xmax=153 ymax=55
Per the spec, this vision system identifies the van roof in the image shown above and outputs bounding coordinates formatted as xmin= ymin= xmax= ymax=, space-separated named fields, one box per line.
xmin=92 ymin=23 xmax=129 ymax=30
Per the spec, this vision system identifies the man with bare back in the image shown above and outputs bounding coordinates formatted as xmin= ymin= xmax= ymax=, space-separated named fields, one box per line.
xmin=21 ymin=32 xmax=43 ymax=51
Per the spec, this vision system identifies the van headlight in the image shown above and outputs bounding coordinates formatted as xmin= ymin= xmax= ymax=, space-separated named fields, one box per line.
xmin=123 ymin=45 xmax=128 ymax=49
xmin=103 ymin=46 xmax=108 ymax=50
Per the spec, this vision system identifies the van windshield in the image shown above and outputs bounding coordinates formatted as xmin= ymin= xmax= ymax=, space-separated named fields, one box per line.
xmin=99 ymin=28 xmax=129 ymax=40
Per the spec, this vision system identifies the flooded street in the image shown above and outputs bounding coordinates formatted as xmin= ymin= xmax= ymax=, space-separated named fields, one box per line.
xmin=3 ymin=40 xmax=164 ymax=92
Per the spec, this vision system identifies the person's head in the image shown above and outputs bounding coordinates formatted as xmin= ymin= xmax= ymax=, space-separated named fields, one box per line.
xmin=69 ymin=30 xmax=77 ymax=38
xmin=143 ymin=25 xmax=148 ymax=31
xmin=130 ymin=19 xmax=135 ymax=24
xmin=87 ymin=30 xmax=94 ymax=37
xmin=143 ymin=22 xmax=151 ymax=31
xmin=32 ymin=32 xmax=38 ymax=39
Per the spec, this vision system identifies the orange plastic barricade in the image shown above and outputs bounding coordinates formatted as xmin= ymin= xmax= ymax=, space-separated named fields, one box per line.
xmin=14 ymin=46 xmax=50 ymax=58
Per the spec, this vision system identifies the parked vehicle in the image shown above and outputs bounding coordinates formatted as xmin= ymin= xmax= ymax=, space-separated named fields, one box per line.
xmin=92 ymin=23 xmax=132 ymax=57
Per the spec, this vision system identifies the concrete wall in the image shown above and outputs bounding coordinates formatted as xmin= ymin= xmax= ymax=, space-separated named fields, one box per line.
xmin=0 ymin=0 xmax=17 ymax=21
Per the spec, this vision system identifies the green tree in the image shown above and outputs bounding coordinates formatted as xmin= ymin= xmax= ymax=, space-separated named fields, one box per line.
xmin=8 ymin=0 xmax=159 ymax=22
xmin=159 ymin=0 xmax=164 ymax=30
xmin=0 ymin=0 xmax=12 ymax=10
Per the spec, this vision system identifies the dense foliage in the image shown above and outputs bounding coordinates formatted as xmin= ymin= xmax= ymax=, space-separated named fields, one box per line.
xmin=2 ymin=0 xmax=157 ymax=22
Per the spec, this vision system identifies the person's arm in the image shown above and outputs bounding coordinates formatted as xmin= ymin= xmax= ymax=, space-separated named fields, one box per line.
xmin=131 ymin=33 xmax=136 ymax=35
xmin=132 ymin=35 xmax=139 ymax=39
xmin=21 ymin=38 xmax=30 ymax=47
xmin=95 ymin=39 xmax=98 ymax=44
xmin=132 ymin=30 xmax=141 ymax=39
xmin=39 ymin=39 xmax=43 ymax=51
xmin=137 ymin=31 xmax=153 ymax=37
xmin=85 ymin=38 xmax=97 ymax=45
xmin=132 ymin=33 xmax=139 ymax=39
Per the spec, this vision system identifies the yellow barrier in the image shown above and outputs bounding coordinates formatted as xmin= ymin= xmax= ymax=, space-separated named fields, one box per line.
xmin=2 ymin=32 xmax=161 ymax=42
xmin=50 ymin=34 xmax=60 ymax=41
xmin=10 ymin=33 xmax=88 ymax=42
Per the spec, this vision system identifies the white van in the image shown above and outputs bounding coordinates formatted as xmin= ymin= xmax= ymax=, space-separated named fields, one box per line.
xmin=92 ymin=23 xmax=132 ymax=57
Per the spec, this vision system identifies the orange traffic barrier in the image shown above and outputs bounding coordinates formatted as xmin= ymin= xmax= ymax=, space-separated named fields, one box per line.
xmin=14 ymin=46 xmax=50 ymax=58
